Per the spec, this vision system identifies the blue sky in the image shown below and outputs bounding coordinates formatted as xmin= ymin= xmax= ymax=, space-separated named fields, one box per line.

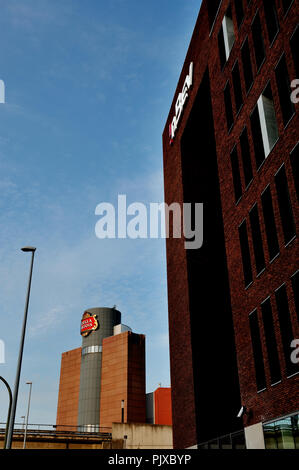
xmin=0 ymin=0 xmax=201 ymax=425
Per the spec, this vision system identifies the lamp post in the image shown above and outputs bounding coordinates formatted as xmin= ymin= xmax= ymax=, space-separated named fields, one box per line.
xmin=23 ymin=382 xmax=32 ymax=449
xmin=121 ymin=399 xmax=125 ymax=424
xmin=5 ymin=247 xmax=36 ymax=449
xmin=21 ymin=416 xmax=25 ymax=429
xmin=0 ymin=376 xmax=12 ymax=449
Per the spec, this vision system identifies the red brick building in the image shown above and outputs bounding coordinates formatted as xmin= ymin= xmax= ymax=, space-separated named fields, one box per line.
xmin=56 ymin=347 xmax=81 ymax=431
xmin=56 ymin=312 xmax=146 ymax=432
xmin=146 ymin=387 xmax=172 ymax=426
xmin=163 ymin=0 xmax=298 ymax=449
xmin=100 ymin=331 xmax=146 ymax=429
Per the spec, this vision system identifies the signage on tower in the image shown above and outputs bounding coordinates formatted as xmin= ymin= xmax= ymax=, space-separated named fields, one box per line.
xmin=80 ymin=311 xmax=99 ymax=337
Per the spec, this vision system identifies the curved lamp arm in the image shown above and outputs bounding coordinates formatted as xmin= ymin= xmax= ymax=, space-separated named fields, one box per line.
xmin=0 ymin=376 xmax=12 ymax=449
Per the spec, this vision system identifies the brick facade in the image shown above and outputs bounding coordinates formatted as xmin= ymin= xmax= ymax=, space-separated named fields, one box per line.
xmin=100 ymin=331 xmax=146 ymax=429
xmin=154 ymin=388 xmax=172 ymax=426
xmin=163 ymin=0 xmax=298 ymax=449
xmin=56 ymin=347 xmax=81 ymax=431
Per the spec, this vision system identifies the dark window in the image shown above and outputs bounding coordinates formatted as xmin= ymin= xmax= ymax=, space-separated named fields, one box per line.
xmin=263 ymin=0 xmax=279 ymax=44
xmin=250 ymin=105 xmax=265 ymax=168
xmin=224 ymin=82 xmax=234 ymax=131
xmin=249 ymin=204 xmax=265 ymax=275
xmin=290 ymin=144 xmax=299 ymax=201
xmin=218 ymin=29 xmax=227 ymax=70
xmin=208 ymin=0 xmax=222 ymax=30
xmin=234 ymin=0 xmax=244 ymax=28
xmin=261 ymin=298 xmax=282 ymax=385
xmin=291 ymin=271 xmax=299 ymax=323
xmin=282 ymin=0 xmax=295 ymax=15
xmin=261 ymin=186 xmax=280 ymax=261
xmin=239 ymin=220 xmax=253 ymax=287
xmin=275 ymin=165 xmax=296 ymax=244
xmin=240 ymin=127 xmax=253 ymax=187
xmin=241 ymin=37 xmax=254 ymax=93
xmin=252 ymin=11 xmax=265 ymax=71
xmin=275 ymin=284 xmax=298 ymax=377
xmin=230 ymin=146 xmax=243 ymax=202
xmin=275 ymin=54 xmax=295 ymax=127
xmin=232 ymin=60 xmax=243 ymax=113
xmin=290 ymin=26 xmax=299 ymax=77
xmin=249 ymin=310 xmax=267 ymax=391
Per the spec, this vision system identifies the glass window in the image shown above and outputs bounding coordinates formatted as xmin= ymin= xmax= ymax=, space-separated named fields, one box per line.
xmin=251 ymin=11 xmax=265 ymax=71
xmin=290 ymin=144 xmax=299 ymax=201
xmin=264 ymin=422 xmax=278 ymax=449
xmin=222 ymin=5 xmax=236 ymax=60
xmin=239 ymin=220 xmax=253 ymax=287
xmin=291 ymin=270 xmax=299 ymax=323
xmin=218 ymin=28 xmax=227 ymax=70
xmin=241 ymin=37 xmax=254 ymax=93
xmin=264 ymin=414 xmax=299 ymax=449
xmin=257 ymin=82 xmax=279 ymax=157
xmin=224 ymin=82 xmax=234 ymax=131
xmin=232 ymin=60 xmax=243 ymax=113
xmin=275 ymin=284 xmax=298 ymax=377
xmin=234 ymin=0 xmax=244 ymax=28
xmin=208 ymin=0 xmax=222 ymax=30
xmin=277 ymin=417 xmax=296 ymax=449
xmin=275 ymin=54 xmax=295 ymax=127
xmin=275 ymin=164 xmax=296 ymax=245
xmin=249 ymin=204 xmax=265 ymax=274
xmin=249 ymin=309 xmax=267 ymax=391
xmin=261 ymin=186 xmax=280 ymax=261
xmin=261 ymin=297 xmax=281 ymax=385
xmin=290 ymin=25 xmax=299 ymax=77
xmin=240 ymin=127 xmax=253 ymax=187
xmin=263 ymin=0 xmax=279 ymax=45
xmin=250 ymin=105 xmax=265 ymax=168
xmin=230 ymin=146 xmax=243 ymax=202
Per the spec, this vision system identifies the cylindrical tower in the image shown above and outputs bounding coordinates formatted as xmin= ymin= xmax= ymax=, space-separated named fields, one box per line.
xmin=77 ymin=307 xmax=121 ymax=431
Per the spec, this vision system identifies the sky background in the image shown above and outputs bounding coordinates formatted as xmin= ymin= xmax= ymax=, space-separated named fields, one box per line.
xmin=0 ymin=0 xmax=201 ymax=426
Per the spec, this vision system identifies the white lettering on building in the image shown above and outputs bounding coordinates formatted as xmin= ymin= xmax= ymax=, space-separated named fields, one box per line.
xmin=169 ymin=62 xmax=193 ymax=144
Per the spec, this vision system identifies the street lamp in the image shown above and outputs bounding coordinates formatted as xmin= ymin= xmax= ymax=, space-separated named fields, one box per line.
xmin=23 ymin=382 xmax=32 ymax=449
xmin=0 ymin=377 xmax=12 ymax=449
xmin=5 ymin=247 xmax=36 ymax=449
xmin=121 ymin=399 xmax=125 ymax=424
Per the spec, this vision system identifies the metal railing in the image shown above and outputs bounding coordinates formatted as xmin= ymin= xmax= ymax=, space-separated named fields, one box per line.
xmin=0 ymin=422 xmax=112 ymax=439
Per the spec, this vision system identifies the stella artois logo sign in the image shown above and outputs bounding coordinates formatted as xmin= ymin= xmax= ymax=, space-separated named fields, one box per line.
xmin=80 ymin=311 xmax=99 ymax=337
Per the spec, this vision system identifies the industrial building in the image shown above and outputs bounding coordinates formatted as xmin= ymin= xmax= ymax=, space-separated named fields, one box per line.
xmin=56 ymin=307 xmax=146 ymax=432
xmin=56 ymin=307 xmax=172 ymax=436
xmin=163 ymin=0 xmax=298 ymax=449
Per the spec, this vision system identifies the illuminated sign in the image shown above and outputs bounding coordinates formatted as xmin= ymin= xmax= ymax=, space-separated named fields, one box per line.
xmin=80 ymin=311 xmax=99 ymax=337
xmin=169 ymin=62 xmax=193 ymax=144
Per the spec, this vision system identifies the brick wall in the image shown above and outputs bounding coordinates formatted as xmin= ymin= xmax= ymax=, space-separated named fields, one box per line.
xmin=100 ymin=332 xmax=146 ymax=428
xmin=56 ymin=347 xmax=81 ymax=430
xmin=154 ymin=387 xmax=172 ymax=426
